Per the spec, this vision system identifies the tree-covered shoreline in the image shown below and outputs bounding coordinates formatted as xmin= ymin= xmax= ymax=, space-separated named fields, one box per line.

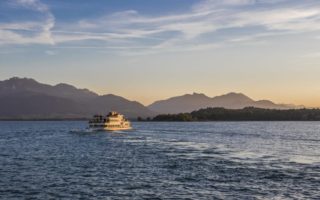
xmin=150 ymin=107 xmax=320 ymax=121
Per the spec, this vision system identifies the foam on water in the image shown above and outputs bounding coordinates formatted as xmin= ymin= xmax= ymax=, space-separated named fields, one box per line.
xmin=289 ymin=155 xmax=320 ymax=164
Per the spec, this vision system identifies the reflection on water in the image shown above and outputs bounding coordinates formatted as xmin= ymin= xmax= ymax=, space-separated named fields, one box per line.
xmin=0 ymin=121 xmax=319 ymax=199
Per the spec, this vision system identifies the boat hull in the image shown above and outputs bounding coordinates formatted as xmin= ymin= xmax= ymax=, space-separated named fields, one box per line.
xmin=89 ymin=126 xmax=132 ymax=131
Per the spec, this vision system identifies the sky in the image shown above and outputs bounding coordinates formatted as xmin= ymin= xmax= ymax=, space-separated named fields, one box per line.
xmin=1 ymin=0 xmax=320 ymax=107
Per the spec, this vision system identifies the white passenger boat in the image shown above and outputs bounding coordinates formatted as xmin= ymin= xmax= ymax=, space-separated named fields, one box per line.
xmin=88 ymin=111 xmax=132 ymax=131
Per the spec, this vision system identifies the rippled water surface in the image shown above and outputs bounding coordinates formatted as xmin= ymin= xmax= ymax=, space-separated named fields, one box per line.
xmin=0 ymin=121 xmax=319 ymax=199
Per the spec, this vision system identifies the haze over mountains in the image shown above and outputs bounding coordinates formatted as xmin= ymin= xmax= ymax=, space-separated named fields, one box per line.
xmin=0 ymin=77 xmax=303 ymax=119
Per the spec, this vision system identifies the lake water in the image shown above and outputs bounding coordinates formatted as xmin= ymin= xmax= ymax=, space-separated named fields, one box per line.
xmin=0 ymin=121 xmax=319 ymax=199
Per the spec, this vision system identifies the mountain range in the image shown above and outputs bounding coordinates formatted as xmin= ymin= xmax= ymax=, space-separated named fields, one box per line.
xmin=0 ymin=77 xmax=303 ymax=119
xmin=0 ymin=77 xmax=154 ymax=119
xmin=148 ymin=92 xmax=303 ymax=114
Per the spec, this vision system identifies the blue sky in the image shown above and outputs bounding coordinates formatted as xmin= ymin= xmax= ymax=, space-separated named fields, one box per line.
xmin=1 ymin=0 xmax=320 ymax=106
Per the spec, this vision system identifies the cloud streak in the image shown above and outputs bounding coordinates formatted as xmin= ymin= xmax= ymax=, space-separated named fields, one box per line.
xmin=1 ymin=0 xmax=320 ymax=55
xmin=0 ymin=0 xmax=55 ymax=45
xmin=52 ymin=0 xmax=320 ymax=54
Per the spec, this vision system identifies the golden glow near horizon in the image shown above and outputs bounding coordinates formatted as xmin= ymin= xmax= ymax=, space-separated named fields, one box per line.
xmin=1 ymin=0 xmax=320 ymax=107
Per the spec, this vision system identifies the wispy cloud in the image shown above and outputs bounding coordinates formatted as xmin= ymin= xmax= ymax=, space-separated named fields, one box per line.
xmin=0 ymin=0 xmax=55 ymax=45
xmin=52 ymin=0 xmax=320 ymax=54
xmin=1 ymin=0 xmax=320 ymax=55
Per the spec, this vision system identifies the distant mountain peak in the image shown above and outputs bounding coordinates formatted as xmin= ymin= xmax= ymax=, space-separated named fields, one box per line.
xmin=148 ymin=92 xmax=301 ymax=114
xmin=256 ymin=99 xmax=274 ymax=104
xmin=226 ymin=92 xmax=240 ymax=95
xmin=55 ymin=83 xmax=76 ymax=88
xmin=6 ymin=77 xmax=39 ymax=84
xmin=215 ymin=92 xmax=253 ymax=101
xmin=100 ymin=93 xmax=125 ymax=100
xmin=192 ymin=92 xmax=205 ymax=96
xmin=0 ymin=77 xmax=155 ymax=119
xmin=221 ymin=92 xmax=248 ymax=97
xmin=8 ymin=77 xmax=34 ymax=81
xmin=182 ymin=92 xmax=209 ymax=98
